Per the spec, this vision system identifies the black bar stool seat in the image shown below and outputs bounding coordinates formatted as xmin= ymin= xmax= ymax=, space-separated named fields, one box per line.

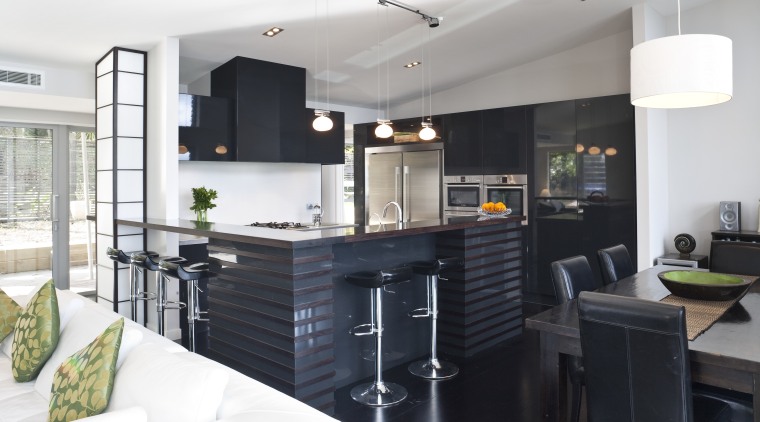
xmin=345 ymin=266 xmax=412 ymax=407
xmin=408 ymin=257 xmax=462 ymax=380
xmin=106 ymin=247 xmax=158 ymax=323
xmin=130 ymin=253 xmax=187 ymax=334
xmin=159 ymin=260 xmax=211 ymax=353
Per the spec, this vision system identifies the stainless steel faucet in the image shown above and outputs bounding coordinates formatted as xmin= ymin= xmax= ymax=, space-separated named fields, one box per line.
xmin=382 ymin=201 xmax=403 ymax=224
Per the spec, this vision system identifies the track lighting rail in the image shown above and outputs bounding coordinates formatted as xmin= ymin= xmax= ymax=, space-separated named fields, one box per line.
xmin=378 ymin=0 xmax=440 ymax=27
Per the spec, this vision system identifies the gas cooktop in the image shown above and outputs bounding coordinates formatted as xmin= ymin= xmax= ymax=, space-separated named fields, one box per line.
xmin=248 ymin=222 xmax=304 ymax=230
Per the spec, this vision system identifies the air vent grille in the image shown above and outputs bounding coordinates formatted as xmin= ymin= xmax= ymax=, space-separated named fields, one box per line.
xmin=0 ymin=69 xmax=43 ymax=87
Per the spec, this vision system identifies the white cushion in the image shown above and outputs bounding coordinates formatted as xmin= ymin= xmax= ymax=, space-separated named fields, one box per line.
xmin=0 ymin=384 xmax=47 ymax=421
xmin=107 ymin=344 xmax=229 ymax=422
xmin=216 ymin=410 xmax=339 ymax=422
xmin=174 ymin=352 xmax=337 ymax=421
xmin=0 ymin=288 xmax=83 ymax=360
xmin=33 ymin=306 xmax=143 ymax=400
xmin=78 ymin=406 xmax=148 ymax=422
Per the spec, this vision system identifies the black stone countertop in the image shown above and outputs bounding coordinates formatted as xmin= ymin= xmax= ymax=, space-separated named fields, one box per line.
xmin=116 ymin=214 xmax=525 ymax=249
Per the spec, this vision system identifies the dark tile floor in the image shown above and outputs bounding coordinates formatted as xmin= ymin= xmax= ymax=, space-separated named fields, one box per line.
xmin=334 ymin=303 xmax=553 ymax=422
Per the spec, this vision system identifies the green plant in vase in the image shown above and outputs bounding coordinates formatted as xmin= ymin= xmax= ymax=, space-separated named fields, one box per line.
xmin=190 ymin=186 xmax=218 ymax=223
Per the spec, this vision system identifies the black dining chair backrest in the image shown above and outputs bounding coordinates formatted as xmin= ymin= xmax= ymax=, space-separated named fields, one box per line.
xmin=550 ymin=255 xmax=601 ymax=305
xmin=597 ymin=244 xmax=635 ymax=285
xmin=578 ymin=292 xmax=733 ymax=422
xmin=710 ymin=240 xmax=760 ymax=276
xmin=549 ymin=255 xmax=602 ymax=422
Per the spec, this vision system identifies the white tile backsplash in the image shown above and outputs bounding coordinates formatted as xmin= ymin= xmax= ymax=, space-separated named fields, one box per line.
xmin=177 ymin=161 xmax=321 ymax=224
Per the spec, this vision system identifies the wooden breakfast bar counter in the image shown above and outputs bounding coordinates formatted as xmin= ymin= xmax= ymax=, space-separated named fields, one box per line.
xmin=116 ymin=215 xmax=525 ymax=414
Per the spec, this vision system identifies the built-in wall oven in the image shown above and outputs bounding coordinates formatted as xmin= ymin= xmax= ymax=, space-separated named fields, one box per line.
xmin=483 ymin=174 xmax=528 ymax=225
xmin=443 ymin=175 xmax=483 ymax=215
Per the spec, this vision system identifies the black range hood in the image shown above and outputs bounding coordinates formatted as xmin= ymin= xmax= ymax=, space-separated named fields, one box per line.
xmin=210 ymin=56 xmax=344 ymax=164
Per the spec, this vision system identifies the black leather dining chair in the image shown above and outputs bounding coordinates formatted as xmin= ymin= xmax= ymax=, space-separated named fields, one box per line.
xmin=710 ymin=240 xmax=760 ymax=276
xmin=597 ymin=244 xmax=635 ymax=285
xmin=549 ymin=255 xmax=602 ymax=422
xmin=578 ymin=292 xmax=733 ymax=422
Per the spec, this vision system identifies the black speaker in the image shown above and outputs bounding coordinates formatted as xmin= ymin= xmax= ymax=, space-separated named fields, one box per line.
xmin=719 ymin=201 xmax=741 ymax=231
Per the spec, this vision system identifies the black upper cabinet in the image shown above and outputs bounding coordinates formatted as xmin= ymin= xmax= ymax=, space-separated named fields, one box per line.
xmin=442 ymin=106 xmax=527 ymax=175
xmin=482 ymin=106 xmax=527 ymax=175
xmin=358 ymin=116 xmax=443 ymax=146
xmin=211 ymin=56 xmax=306 ymax=163
xmin=442 ymin=111 xmax=482 ymax=175
xmin=178 ymin=94 xmax=234 ymax=161
xmin=305 ymin=108 xmax=345 ymax=164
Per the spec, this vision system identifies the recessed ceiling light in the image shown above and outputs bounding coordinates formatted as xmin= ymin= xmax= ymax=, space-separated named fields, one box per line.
xmin=404 ymin=61 xmax=421 ymax=68
xmin=263 ymin=27 xmax=284 ymax=37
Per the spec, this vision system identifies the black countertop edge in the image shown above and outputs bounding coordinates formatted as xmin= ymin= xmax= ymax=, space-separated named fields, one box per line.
xmin=115 ymin=215 xmax=525 ymax=249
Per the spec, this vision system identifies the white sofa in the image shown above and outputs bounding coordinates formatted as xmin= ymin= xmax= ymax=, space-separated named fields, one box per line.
xmin=0 ymin=288 xmax=338 ymax=422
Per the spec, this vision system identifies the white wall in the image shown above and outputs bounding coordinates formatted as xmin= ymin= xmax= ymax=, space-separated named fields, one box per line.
xmin=177 ymin=161 xmax=322 ymax=224
xmin=633 ymin=4 xmax=670 ymax=270
xmin=0 ymin=106 xmax=93 ymax=126
xmin=665 ymin=0 xmax=760 ymax=256
xmin=390 ymin=29 xmax=633 ymax=118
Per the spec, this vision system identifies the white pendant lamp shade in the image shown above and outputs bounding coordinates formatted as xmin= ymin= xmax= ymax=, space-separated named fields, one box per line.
xmin=419 ymin=123 xmax=436 ymax=141
xmin=313 ymin=111 xmax=333 ymax=131
xmin=375 ymin=120 xmax=393 ymax=138
xmin=630 ymin=34 xmax=732 ymax=108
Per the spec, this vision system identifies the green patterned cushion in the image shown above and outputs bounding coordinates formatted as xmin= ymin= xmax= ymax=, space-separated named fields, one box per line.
xmin=12 ymin=279 xmax=60 ymax=382
xmin=0 ymin=289 xmax=22 ymax=342
xmin=49 ymin=318 xmax=124 ymax=422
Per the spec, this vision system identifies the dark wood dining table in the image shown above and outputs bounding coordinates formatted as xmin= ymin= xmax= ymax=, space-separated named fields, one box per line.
xmin=525 ymin=265 xmax=760 ymax=422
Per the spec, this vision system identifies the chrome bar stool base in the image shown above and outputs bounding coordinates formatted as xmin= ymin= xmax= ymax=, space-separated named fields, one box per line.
xmin=408 ymin=257 xmax=463 ymax=380
xmin=350 ymin=381 xmax=408 ymax=407
xmin=345 ymin=267 xmax=412 ymax=408
xmin=408 ymin=359 xmax=459 ymax=380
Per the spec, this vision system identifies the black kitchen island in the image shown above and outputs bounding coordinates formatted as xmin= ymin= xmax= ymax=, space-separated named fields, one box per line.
xmin=116 ymin=215 xmax=525 ymax=414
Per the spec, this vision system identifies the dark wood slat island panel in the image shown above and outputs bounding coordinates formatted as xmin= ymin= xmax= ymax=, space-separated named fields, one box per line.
xmin=435 ymin=221 xmax=524 ymax=357
xmin=206 ymin=239 xmax=337 ymax=412
xmin=115 ymin=215 xmax=525 ymax=415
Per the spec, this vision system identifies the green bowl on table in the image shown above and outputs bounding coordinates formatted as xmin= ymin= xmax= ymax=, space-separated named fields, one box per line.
xmin=657 ymin=270 xmax=753 ymax=301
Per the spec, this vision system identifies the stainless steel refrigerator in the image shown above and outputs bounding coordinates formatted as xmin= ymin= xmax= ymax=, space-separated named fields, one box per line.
xmin=364 ymin=143 xmax=442 ymax=224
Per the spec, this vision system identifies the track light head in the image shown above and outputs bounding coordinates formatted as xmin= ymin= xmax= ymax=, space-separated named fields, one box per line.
xmin=427 ymin=17 xmax=439 ymax=28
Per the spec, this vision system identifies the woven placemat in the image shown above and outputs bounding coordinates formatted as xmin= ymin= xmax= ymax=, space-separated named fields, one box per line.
xmin=660 ymin=295 xmax=739 ymax=340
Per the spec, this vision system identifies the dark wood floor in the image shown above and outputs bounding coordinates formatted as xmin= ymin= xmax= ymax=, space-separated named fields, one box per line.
xmin=334 ymin=303 xmax=552 ymax=422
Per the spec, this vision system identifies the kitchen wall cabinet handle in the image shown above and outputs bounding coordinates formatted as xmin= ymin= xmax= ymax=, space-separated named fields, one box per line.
xmin=403 ymin=166 xmax=410 ymax=222
xmin=394 ymin=166 xmax=401 ymax=204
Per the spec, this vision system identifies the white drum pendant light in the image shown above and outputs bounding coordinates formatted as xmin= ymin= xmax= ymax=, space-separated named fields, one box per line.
xmin=630 ymin=0 xmax=732 ymax=109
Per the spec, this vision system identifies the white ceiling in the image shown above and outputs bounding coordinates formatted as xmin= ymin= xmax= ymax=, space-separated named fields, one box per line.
xmin=2 ymin=0 xmax=709 ymax=111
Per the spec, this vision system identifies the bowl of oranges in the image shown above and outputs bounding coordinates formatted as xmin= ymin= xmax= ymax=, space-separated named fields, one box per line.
xmin=478 ymin=201 xmax=512 ymax=217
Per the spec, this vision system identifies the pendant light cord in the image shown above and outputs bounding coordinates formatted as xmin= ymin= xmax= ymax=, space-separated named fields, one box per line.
xmin=376 ymin=4 xmax=381 ymax=120
xmin=326 ymin=0 xmax=330 ymax=109
xmin=420 ymin=24 xmax=425 ymax=120
xmin=385 ymin=6 xmax=390 ymax=121
xmin=314 ymin=0 xmax=319 ymax=110
xmin=426 ymin=25 xmax=432 ymax=121
xmin=677 ymin=0 xmax=681 ymax=35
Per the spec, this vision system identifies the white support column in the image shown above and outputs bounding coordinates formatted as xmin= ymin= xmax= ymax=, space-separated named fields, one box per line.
xmin=95 ymin=48 xmax=148 ymax=319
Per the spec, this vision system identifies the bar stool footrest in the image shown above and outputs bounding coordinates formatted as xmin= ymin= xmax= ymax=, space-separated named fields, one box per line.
xmin=131 ymin=292 xmax=156 ymax=301
xmin=408 ymin=308 xmax=430 ymax=318
xmin=349 ymin=323 xmax=375 ymax=336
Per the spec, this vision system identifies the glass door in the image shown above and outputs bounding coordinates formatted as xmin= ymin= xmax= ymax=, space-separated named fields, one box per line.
xmin=0 ymin=125 xmax=54 ymax=290
xmin=0 ymin=123 xmax=95 ymax=292
xmin=67 ymin=129 xmax=96 ymax=294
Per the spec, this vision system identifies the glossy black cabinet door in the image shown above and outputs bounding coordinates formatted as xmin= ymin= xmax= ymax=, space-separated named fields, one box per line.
xmin=211 ymin=56 xmax=306 ymax=162
xmin=359 ymin=117 xmax=443 ymax=147
xmin=527 ymin=95 xmax=636 ymax=302
xmin=305 ymin=108 xmax=345 ymax=164
xmin=178 ymin=94 xmax=234 ymax=161
xmin=442 ymin=111 xmax=482 ymax=175
xmin=482 ymin=106 xmax=527 ymax=175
